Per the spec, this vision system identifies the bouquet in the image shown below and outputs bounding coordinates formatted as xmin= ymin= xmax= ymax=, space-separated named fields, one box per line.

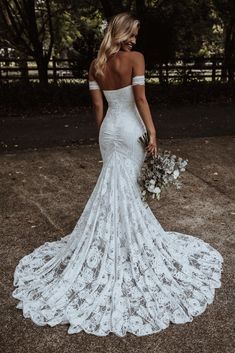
xmin=138 ymin=132 xmax=188 ymax=202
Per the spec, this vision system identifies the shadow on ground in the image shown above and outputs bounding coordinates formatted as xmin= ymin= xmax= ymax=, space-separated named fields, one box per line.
xmin=0 ymin=136 xmax=234 ymax=353
xmin=1 ymin=102 xmax=235 ymax=152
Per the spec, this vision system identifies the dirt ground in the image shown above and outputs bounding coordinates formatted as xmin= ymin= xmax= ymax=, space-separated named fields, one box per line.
xmin=0 ymin=135 xmax=234 ymax=353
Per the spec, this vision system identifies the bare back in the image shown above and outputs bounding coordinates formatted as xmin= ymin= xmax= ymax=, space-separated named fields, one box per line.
xmin=92 ymin=51 xmax=140 ymax=91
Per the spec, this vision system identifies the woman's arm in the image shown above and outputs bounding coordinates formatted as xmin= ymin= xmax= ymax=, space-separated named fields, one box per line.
xmin=88 ymin=60 xmax=104 ymax=131
xmin=131 ymin=51 xmax=158 ymax=156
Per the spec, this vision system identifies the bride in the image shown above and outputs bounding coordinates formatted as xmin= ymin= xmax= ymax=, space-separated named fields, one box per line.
xmin=12 ymin=12 xmax=223 ymax=337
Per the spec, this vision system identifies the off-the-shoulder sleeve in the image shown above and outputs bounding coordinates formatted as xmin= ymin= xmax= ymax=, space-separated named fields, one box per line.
xmin=132 ymin=75 xmax=145 ymax=86
xmin=89 ymin=80 xmax=100 ymax=90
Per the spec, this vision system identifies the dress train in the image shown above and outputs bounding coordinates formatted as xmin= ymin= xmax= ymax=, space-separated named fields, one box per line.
xmin=12 ymin=81 xmax=223 ymax=337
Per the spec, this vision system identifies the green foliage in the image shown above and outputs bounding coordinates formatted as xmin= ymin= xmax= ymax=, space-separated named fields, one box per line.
xmin=0 ymin=81 xmax=90 ymax=113
xmin=212 ymin=0 xmax=235 ymax=21
xmin=0 ymin=0 xmax=234 ymax=81
xmin=67 ymin=10 xmax=104 ymax=75
xmin=52 ymin=1 xmax=103 ymax=57
xmin=0 ymin=81 xmax=234 ymax=114
xmin=135 ymin=0 xmax=217 ymax=66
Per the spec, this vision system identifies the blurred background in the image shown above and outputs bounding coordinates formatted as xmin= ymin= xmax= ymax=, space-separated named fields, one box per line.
xmin=0 ymin=0 xmax=235 ymax=150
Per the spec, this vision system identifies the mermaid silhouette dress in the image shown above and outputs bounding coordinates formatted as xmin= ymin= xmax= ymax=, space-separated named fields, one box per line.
xmin=12 ymin=75 xmax=224 ymax=337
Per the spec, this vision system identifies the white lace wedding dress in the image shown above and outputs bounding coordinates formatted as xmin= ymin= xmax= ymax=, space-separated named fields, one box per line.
xmin=12 ymin=75 xmax=224 ymax=337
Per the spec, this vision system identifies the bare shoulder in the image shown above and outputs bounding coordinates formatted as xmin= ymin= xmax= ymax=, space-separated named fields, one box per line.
xmin=129 ymin=51 xmax=145 ymax=62
xmin=120 ymin=50 xmax=144 ymax=64
xmin=129 ymin=51 xmax=145 ymax=76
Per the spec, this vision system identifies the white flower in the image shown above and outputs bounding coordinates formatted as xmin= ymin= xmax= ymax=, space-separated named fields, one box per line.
xmin=153 ymin=186 xmax=161 ymax=194
xmin=100 ymin=19 xmax=108 ymax=32
xmin=173 ymin=169 xmax=180 ymax=179
xmin=138 ymin=134 xmax=188 ymax=201
xmin=147 ymin=184 xmax=155 ymax=192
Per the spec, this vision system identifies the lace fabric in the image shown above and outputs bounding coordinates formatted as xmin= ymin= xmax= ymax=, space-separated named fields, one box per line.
xmin=88 ymin=75 xmax=145 ymax=91
xmin=12 ymin=85 xmax=224 ymax=337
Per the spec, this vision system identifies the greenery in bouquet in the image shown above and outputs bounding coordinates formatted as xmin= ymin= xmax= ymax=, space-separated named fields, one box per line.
xmin=138 ymin=132 xmax=188 ymax=202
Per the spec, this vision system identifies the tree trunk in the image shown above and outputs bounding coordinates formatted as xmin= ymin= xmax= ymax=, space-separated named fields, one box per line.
xmin=19 ymin=54 xmax=29 ymax=84
xmin=135 ymin=0 xmax=146 ymax=16
xmin=36 ymin=57 xmax=49 ymax=86
xmin=222 ymin=18 xmax=235 ymax=82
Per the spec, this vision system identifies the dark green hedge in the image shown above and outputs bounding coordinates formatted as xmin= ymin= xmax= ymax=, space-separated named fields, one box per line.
xmin=0 ymin=81 xmax=234 ymax=115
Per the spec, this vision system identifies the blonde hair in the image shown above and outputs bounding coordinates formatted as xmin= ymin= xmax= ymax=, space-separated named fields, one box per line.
xmin=93 ymin=12 xmax=140 ymax=77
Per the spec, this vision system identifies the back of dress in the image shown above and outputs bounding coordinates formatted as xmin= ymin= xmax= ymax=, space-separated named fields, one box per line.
xmin=88 ymin=51 xmax=147 ymax=169
xmin=12 ymin=50 xmax=223 ymax=338
xmin=94 ymin=81 xmax=147 ymax=173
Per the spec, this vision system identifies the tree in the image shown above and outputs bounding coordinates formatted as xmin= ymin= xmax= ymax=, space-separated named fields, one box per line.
xmin=99 ymin=1 xmax=216 ymax=68
xmin=67 ymin=9 xmax=104 ymax=76
xmin=213 ymin=0 xmax=235 ymax=82
xmin=99 ymin=0 xmax=133 ymax=19
xmin=0 ymin=0 xmax=55 ymax=85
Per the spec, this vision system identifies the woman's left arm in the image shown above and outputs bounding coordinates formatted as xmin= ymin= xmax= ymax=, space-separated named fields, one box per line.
xmin=88 ymin=61 xmax=104 ymax=131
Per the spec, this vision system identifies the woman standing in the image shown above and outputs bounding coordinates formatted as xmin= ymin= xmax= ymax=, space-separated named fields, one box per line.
xmin=12 ymin=12 xmax=223 ymax=337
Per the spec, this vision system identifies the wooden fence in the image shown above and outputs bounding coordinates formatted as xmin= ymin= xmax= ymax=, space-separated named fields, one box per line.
xmin=0 ymin=56 xmax=233 ymax=83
